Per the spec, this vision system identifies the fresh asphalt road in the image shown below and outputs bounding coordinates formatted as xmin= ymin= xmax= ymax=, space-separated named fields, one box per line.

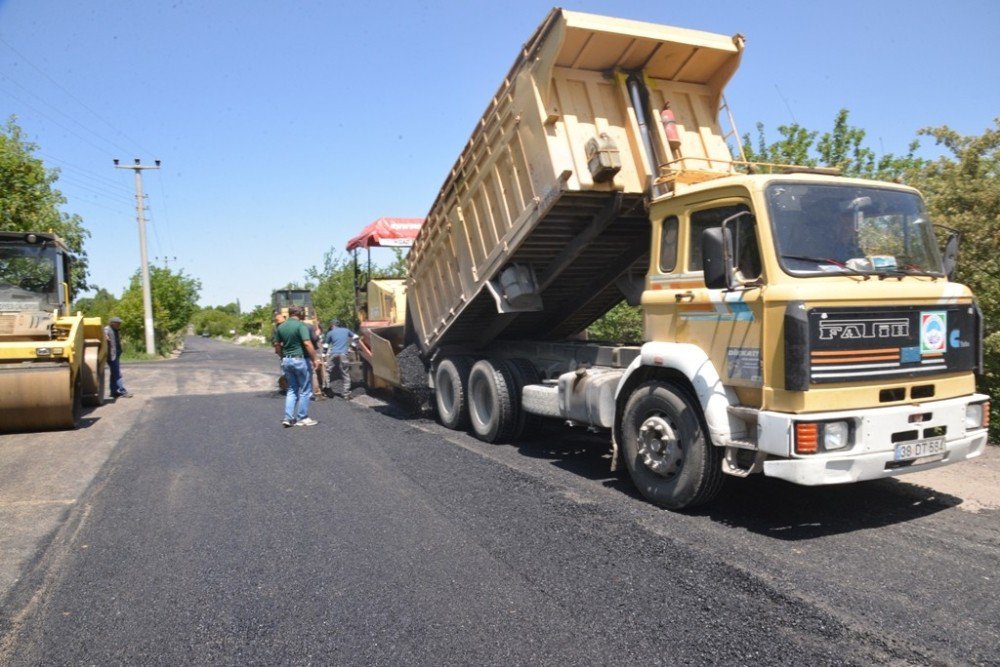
xmin=0 ymin=337 xmax=997 ymax=665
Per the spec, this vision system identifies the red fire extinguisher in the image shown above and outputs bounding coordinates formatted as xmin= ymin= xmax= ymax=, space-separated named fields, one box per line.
xmin=660 ymin=102 xmax=682 ymax=151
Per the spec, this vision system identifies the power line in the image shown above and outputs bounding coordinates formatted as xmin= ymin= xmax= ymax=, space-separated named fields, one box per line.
xmin=39 ymin=152 xmax=137 ymax=194
xmin=0 ymin=83 xmax=119 ymax=156
xmin=0 ymin=72 xmax=134 ymax=156
xmin=56 ymin=174 xmax=135 ymax=204
xmin=0 ymin=33 xmax=154 ymax=157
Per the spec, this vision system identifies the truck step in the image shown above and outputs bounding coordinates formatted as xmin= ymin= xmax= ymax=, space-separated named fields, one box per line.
xmin=521 ymin=384 xmax=561 ymax=418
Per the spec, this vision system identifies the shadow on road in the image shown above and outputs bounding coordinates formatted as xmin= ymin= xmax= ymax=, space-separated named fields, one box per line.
xmin=695 ymin=475 xmax=962 ymax=540
xmin=513 ymin=425 xmax=963 ymax=539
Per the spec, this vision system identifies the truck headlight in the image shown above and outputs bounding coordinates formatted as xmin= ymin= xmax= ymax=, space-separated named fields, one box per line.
xmin=36 ymin=347 xmax=51 ymax=356
xmin=823 ymin=421 xmax=850 ymax=450
xmin=965 ymin=402 xmax=989 ymax=430
xmin=795 ymin=420 xmax=852 ymax=454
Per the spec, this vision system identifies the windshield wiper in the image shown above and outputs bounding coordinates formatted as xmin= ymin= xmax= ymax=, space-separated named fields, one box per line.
xmin=780 ymin=255 xmax=872 ymax=279
xmin=872 ymin=265 xmax=942 ymax=280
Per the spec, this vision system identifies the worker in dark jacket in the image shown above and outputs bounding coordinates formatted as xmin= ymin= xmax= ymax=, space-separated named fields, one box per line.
xmin=103 ymin=317 xmax=132 ymax=398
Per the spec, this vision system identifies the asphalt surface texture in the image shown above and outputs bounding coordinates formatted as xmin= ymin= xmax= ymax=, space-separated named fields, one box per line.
xmin=0 ymin=336 xmax=997 ymax=665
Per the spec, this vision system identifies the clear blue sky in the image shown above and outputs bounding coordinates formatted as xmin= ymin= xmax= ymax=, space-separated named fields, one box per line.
xmin=1 ymin=0 xmax=997 ymax=310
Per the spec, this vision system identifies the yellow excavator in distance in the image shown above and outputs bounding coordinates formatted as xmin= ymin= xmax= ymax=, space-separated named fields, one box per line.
xmin=0 ymin=231 xmax=106 ymax=431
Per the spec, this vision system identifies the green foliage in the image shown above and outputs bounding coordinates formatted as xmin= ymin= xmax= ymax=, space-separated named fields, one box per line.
xmin=587 ymin=302 xmax=643 ymax=343
xmin=0 ymin=117 xmax=91 ymax=293
xmin=307 ymin=250 xmax=363 ymax=329
xmin=381 ymin=248 xmax=408 ymax=279
xmin=117 ymin=266 xmax=201 ymax=355
xmin=191 ymin=306 xmax=240 ymax=337
xmin=73 ymin=287 xmax=118 ymax=322
xmin=302 ymin=248 xmax=411 ymax=331
xmin=240 ymin=304 xmax=273 ymax=336
xmin=742 ymin=109 xmax=924 ymax=180
xmin=905 ymin=119 xmax=1000 ymax=439
xmin=744 ymin=121 xmax=817 ymax=168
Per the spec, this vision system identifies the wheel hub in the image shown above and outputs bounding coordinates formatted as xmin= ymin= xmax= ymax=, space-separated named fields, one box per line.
xmin=638 ymin=416 xmax=682 ymax=477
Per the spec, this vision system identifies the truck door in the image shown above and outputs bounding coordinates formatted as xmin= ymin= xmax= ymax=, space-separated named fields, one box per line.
xmin=648 ymin=199 xmax=765 ymax=402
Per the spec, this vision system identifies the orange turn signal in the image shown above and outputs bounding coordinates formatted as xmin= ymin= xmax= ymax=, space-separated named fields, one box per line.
xmin=795 ymin=422 xmax=819 ymax=454
xmin=984 ymin=402 xmax=991 ymax=429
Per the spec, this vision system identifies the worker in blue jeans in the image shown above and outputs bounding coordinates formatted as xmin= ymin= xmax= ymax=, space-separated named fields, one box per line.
xmin=273 ymin=305 xmax=320 ymax=427
xmin=103 ymin=316 xmax=132 ymax=398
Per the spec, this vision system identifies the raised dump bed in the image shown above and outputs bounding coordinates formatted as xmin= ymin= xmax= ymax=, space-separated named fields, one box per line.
xmin=407 ymin=8 xmax=744 ymax=354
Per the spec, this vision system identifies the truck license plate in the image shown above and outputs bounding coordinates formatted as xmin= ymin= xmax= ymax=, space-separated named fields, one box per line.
xmin=893 ymin=437 xmax=945 ymax=463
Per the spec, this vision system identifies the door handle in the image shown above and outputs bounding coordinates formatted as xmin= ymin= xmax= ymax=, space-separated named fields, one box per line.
xmin=674 ymin=291 xmax=694 ymax=302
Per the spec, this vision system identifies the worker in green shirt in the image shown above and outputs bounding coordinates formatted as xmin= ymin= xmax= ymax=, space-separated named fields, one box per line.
xmin=273 ymin=305 xmax=320 ymax=427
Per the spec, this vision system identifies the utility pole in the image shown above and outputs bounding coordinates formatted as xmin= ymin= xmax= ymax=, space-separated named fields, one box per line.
xmin=114 ymin=158 xmax=160 ymax=355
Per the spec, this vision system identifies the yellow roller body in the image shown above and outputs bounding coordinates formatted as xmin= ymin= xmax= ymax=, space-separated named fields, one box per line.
xmin=0 ymin=362 xmax=75 ymax=431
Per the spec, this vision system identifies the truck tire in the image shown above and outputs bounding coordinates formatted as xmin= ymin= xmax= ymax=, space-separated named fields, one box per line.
xmin=434 ymin=356 xmax=473 ymax=430
xmin=621 ymin=380 xmax=724 ymax=510
xmin=467 ymin=358 xmax=518 ymax=443
xmin=504 ymin=358 xmax=543 ymax=440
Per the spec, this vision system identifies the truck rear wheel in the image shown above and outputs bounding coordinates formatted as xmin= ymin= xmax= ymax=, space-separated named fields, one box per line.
xmin=434 ymin=356 xmax=473 ymax=430
xmin=621 ymin=380 xmax=723 ymax=510
xmin=467 ymin=358 xmax=517 ymax=443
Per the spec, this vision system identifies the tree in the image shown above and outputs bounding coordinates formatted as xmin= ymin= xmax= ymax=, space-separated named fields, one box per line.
xmin=240 ymin=304 xmax=273 ymax=336
xmin=118 ymin=266 xmax=201 ymax=354
xmin=73 ymin=287 xmax=118 ymax=322
xmin=0 ymin=117 xmax=91 ymax=293
xmin=587 ymin=302 xmax=643 ymax=343
xmin=906 ymin=119 xmax=1000 ymax=436
xmin=191 ymin=306 xmax=240 ymax=337
xmin=742 ymin=109 xmax=924 ymax=180
xmin=307 ymin=250 xmax=363 ymax=329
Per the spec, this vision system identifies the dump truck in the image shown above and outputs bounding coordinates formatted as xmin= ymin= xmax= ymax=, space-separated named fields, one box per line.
xmin=0 ymin=231 xmax=107 ymax=431
xmin=365 ymin=8 xmax=990 ymax=509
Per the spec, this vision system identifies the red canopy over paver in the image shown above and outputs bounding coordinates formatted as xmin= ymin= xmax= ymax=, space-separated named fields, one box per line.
xmin=345 ymin=217 xmax=424 ymax=250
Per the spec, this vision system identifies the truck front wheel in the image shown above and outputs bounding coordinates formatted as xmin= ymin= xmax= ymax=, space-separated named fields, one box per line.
xmin=434 ymin=356 xmax=473 ymax=430
xmin=621 ymin=381 xmax=723 ymax=510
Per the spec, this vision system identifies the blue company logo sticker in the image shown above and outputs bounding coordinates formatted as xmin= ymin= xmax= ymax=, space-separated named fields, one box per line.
xmin=920 ymin=311 xmax=947 ymax=354
xmin=949 ymin=329 xmax=971 ymax=349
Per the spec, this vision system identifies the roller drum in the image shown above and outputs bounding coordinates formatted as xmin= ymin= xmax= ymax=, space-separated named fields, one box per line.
xmin=0 ymin=363 xmax=76 ymax=432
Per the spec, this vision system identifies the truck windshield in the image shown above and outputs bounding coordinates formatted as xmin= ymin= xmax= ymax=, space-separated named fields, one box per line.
xmin=0 ymin=245 xmax=59 ymax=310
xmin=766 ymin=183 xmax=943 ymax=277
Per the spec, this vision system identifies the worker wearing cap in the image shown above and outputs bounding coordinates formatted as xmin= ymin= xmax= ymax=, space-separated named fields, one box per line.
xmin=103 ymin=316 xmax=132 ymax=399
xmin=324 ymin=318 xmax=359 ymax=398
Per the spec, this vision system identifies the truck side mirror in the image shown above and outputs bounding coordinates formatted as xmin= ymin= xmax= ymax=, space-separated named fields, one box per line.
xmin=702 ymin=227 xmax=737 ymax=290
xmin=941 ymin=231 xmax=960 ymax=280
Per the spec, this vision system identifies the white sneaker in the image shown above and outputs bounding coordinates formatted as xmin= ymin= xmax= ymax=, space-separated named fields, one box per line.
xmin=295 ymin=417 xmax=318 ymax=426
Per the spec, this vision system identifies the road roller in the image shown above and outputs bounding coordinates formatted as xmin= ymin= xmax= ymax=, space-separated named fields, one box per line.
xmin=0 ymin=231 xmax=107 ymax=432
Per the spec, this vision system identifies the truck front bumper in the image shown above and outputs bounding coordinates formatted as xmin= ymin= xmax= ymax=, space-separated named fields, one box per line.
xmin=757 ymin=394 xmax=990 ymax=486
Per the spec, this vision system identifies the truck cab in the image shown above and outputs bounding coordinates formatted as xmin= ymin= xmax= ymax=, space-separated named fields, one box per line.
xmin=639 ymin=173 xmax=987 ymax=490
